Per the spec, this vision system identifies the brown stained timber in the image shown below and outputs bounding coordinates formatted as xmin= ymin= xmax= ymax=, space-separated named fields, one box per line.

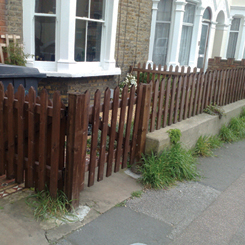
xmin=0 ymin=82 xmax=5 ymax=175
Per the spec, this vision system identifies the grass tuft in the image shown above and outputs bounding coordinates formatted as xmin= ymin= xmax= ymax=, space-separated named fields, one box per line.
xmin=26 ymin=187 xmax=75 ymax=222
xmin=193 ymin=135 xmax=223 ymax=157
xmin=131 ymin=190 xmax=143 ymax=198
xmin=140 ymin=143 xmax=199 ymax=189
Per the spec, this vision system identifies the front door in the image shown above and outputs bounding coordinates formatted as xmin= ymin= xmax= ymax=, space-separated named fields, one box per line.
xmin=197 ymin=23 xmax=209 ymax=69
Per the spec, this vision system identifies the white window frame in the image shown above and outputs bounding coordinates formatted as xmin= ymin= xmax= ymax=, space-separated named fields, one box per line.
xmin=23 ymin=0 xmax=121 ymax=77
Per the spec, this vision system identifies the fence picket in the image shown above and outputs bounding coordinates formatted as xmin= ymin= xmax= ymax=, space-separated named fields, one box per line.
xmin=150 ymin=79 xmax=159 ymax=131
xmin=88 ymin=90 xmax=101 ymax=186
xmin=0 ymin=82 xmax=5 ymax=175
xmin=106 ymin=87 xmax=119 ymax=177
xmin=122 ymin=85 xmax=135 ymax=168
xmin=26 ymin=87 xmax=36 ymax=187
xmin=156 ymin=78 xmax=165 ymax=129
xmin=163 ymin=77 xmax=171 ymax=127
xmin=169 ymin=77 xmax=177 ymax=125
xmin=193 ymin=73 xmax=201 ymax=116
xmin=179 ymin=75 xmax=187 ymax=121
xmin=114 ymin=86 xmax=127 ymax=172
xmin=174 ymin=76 xmax=182 ymax=123
xmin=16 ymin=85 xmax=25 ymax=184
xmin=98 ymin=88 xmax=110 ymax=181
xmin=129 ymin=84 xmax=143 ymax=166
xmin=50 ymin=92 xmax=61 ymax=198
xmin=184 ymin=75 xmax=191 ymax=119
xmin=188 ymin=74 xmax=196 ymax=117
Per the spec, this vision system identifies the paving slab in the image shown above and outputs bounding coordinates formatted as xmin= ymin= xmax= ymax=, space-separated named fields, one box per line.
xmin=229 ymin=219 xmax=245 ymax=245
xmin=58 ymin=207 xmax=173 ymax=245
xmin=197 ymin=141 xmax=245 ymax=191
xmin=127 ymin=182 xmax=220 ymax=240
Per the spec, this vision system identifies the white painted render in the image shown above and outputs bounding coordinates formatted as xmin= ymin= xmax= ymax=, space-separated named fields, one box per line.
xmin=148 ymin=0 xmax=245 ymax=71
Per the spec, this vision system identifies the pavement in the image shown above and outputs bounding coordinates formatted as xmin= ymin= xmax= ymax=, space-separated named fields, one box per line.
xmin=0 ymin=140 xmax=245 ymax=244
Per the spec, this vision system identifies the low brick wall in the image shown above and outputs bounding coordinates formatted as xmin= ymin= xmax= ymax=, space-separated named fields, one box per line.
xmin=145 ymin=100 xmax=245 ymax=154
xmin=208 ymin=57 xmax=245 ymax=71
xmin=38 ymin=76 xmax=118 ymax=104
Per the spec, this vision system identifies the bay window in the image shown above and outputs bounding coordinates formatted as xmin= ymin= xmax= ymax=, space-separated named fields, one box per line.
xmin=23 ymin=0 xmax=120 ymax=76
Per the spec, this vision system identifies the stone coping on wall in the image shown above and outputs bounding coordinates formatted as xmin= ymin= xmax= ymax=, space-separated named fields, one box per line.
xmin=145 ymin=100 xmax=245 ymax=154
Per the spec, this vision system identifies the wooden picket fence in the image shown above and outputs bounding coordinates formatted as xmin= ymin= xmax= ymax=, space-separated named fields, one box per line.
xmin=131 ymin=63 xmax=204 ymax=85
xmin=147 ymin=68 xmax=245 ymax=132
xmin=0 ymin=82 xmax=151 ymax=208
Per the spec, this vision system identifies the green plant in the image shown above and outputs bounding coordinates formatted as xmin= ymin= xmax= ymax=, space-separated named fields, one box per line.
xmin=140 ymin=144 xmax=199 ymax=189
xmin=115 ymin=200 xmax=127 ymax=207
xmin=219 ymin=124 xmax=237 ymax=143
xmin=204 ymin=104 xmax=225 ymax=119
xmin=228 ymin=117 xmax=245 ymax=138
xmin=3 ymin=42 xmax=29 ymax=66
xmin=193 ymin=135 xmax=222 ymax=157
xmin=25 ymin=187 xmax=75 ymax=222
xmin=131 ymin=190 xmax=143 ymax=198
xmin=167 ymin=129 xmax=181 ymax=145
xmin=239 ymin=107 xmax=245 ymax=118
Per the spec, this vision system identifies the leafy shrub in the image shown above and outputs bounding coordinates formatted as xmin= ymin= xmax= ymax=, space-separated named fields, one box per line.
xmin=167 ymin=129 xmax=181 ymax=145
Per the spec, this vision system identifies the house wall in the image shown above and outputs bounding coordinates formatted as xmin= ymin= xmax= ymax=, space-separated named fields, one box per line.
xmin=38 ymin=76 xmax=117 ymax=104
xmin=0 ymin=0 xmax=7 ymax=34
xmin=115 ymin=0 xmax=152 ymax=82
xmin=5 ymin=0 xmax=23 ymax=39
xmin=207 ymin=57 xmax=245 ymax=70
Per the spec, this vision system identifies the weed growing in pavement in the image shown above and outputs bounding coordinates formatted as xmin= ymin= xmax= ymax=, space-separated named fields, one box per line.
xmin=140 ymin=130 xmax=199 ymax=189
xmin=25 ymin=187 xmax=76 ymax=222
xmin=115 ymin=200 xmax=127 ymax=207
xmin=204 ymin=104 xmax=225 ymax=119
xmin=193 ymin=135 xmax=223 ymax=157
xmin=131 ymin=190 xmax=143 ymax=198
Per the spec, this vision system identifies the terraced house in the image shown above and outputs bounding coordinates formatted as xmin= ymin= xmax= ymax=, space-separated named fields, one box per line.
xmin=0 ymin=0 xmax=245 ymax=100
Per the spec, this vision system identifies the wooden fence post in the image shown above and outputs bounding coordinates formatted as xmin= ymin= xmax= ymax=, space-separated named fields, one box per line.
xmin=134 ymin=83 xmax=152 ymax=165
xmin=65 ymin=92 xmax=89 ymax=208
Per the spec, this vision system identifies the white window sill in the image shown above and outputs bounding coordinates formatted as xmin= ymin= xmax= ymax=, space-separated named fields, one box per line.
xmin=45 ymin=67 xmax=121 ymax=77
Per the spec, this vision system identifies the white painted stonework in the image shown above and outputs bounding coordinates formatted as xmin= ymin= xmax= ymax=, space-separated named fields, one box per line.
xmin=148 ymin=0 xmax=245 ymax=71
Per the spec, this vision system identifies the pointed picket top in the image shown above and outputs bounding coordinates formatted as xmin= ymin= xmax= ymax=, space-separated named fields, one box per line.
xmin=143 ymin=62 xmax=146 ymax=69
xmin=0 ymin=82 xmax=4 ymax=97
xmin=193 ymin=67 xmax=197 ymax=73
xmin=138 ymin=62 xmax=141 ymax=68
xmin=187 ymin=66 xmax=191 ymax=74
xmin=147 ymin=63 xmax=151 ymax=71
xmin=181 ymin=66 xmax=185 ymax=74
xmin=7 ymin=83 xmax=14 ymax=97
xmin=36 ymin=96 xmax=41 ymax=104
xmin=48 ymin=99 xmax=53 ymax=106
xmin=153 ymin=63 xmax=156 ymax=70
xmin=169 ymin=65 xmax=173 ymax=72
xmin=175 ymin=65 xmax=179 ymax=73
xmin=17 ymin=84 xmax=25 ymax=97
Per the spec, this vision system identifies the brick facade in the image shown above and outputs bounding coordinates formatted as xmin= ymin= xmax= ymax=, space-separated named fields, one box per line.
xmin=5 ymin=0 xmax=23 ymax=39
xmin=0 ymin=0 xmax=7 ymax=34
xmin=38 ymin=76 xmax=117 ymax=104
xmin=208 ymin=57 xmax=245 ymax=71
xmin=115 ymin=0 xmax=152 ymax=82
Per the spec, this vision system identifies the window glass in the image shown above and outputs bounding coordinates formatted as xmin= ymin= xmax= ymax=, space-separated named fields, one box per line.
xmin=203 ymin=8 xmax=211 ymax=20
xmin=153 ymin=23 xmax=170 ymax=65
xmin=35 ymin=16 xmax=55 ymax=61
xmin=75 ymin=20 xmax=86 ymax=61
xmin=183 ymin=3 xmax=195 ymax=24
xmin=156 ymin=0 xmax=172 ymax=22
xmin=179 ymin=26 xmax=193 ymax=66
xmin=35 ymin=0 xmax=56 ymax=14
xmin=227 ymin=33 xmax=238 ymax=58
xmin=231 ymin=18 xmax=240 ymax=31
xmin=76 ymin=0 xmax=89 ymax=18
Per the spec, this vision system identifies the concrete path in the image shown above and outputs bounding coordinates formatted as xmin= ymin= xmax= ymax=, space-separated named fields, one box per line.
xmin=58 ymin=140 xmax=245 ymax=245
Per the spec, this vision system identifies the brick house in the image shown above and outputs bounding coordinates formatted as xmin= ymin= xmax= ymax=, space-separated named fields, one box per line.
xmin=1 ymin=0 xmax=245 ymax=102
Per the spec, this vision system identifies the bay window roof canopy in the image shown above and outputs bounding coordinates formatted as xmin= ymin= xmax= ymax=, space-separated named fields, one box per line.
xmin=23 ymin=0 xmax=121 ymax=77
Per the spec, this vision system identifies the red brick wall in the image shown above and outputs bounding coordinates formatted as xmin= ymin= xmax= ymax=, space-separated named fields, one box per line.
xmin=208 ymin=57 xmax=245 ymax=71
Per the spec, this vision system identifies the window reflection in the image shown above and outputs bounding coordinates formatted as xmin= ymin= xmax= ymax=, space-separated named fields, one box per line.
xmin=35 ymin=16 xmax=55 ymax=61
xmin=35 ymin=0 xmax=56 ymax=14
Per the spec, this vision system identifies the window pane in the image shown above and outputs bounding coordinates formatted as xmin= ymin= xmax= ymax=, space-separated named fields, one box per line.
xmin=183 ymin=4 xmax=195 ymax=24
xmin=227 ymin=32 xmax=238 ymax=58
xmin=179 ymin=25 xmax=193 ymax=66
xmin=90 ymin=0 xmax=104 ymax=20
xmin=203 ymin=8 xmax=211 ymax=20
xmin=153 ymin=23 xmax=170 ymax=65
xmin=75 ymin=20 xmax=86 ymax=61
xmin=76 ymin=0 xmax=89 ymax=18
xmin=87 ymin=22 xmax=102 ymax=61
xmin=35 ymin=0 xmax=56 ymax=14
xmin=35 ymin=16 xmax=55 ymax=61
xmin=231 ymin=18 xmax=240 ymax=31
xmin=157 ymin=0 xmax=172 ymax=22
